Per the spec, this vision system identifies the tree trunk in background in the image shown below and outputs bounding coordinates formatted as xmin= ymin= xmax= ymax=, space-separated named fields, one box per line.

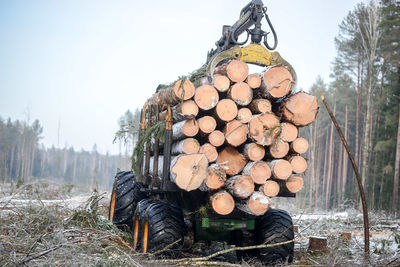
xmin=392 ymin=109 xmax=400 ymax=213
xmin=309 ymin=123 xmax=315 ymax=208
xmin=322 ymin=129 xmax=329 ymax=209
xmin=355 ymin=51 xmax=361 ymax=169
xmin=341 ymin=106 xmax=349 ymax=204
xmin=360 ymin=2 xmax=381 ymax=200
xmin=325 ymin=102 xmax=336 ymax=209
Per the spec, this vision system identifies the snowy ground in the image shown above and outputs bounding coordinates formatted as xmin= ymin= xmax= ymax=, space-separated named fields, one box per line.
xmin=1 ymin=180 xmax=399 ymax=266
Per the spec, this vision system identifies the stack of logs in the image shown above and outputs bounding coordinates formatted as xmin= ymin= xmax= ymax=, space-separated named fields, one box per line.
xmin=145 ymin=60 xmax=318 ymax=216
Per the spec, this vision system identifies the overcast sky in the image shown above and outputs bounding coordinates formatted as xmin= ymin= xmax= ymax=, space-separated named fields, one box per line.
xmin=0 ymin=0 xmax=361 ymax=155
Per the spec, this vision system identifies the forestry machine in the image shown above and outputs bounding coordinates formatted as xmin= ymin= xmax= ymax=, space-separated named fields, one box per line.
xmin=109 ymin=0 xmax=295 ymax=264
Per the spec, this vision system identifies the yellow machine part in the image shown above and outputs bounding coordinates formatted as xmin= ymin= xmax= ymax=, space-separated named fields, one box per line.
xmin=206 ymin=43 xmax=297 ymax=82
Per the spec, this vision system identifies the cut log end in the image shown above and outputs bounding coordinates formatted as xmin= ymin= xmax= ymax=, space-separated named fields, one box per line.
xmin=199 ymin=143 xmax=218 ymax=162
xmin=291 ymin=137 xmax=309 ymax=154
xmin=247 ymin=73 xmax=262 ymax=89
xmin=280 ymin=122 xmax=298 ymax=142
xmin=180 ymin=100 xmax=199 ymax=117
xmin=182 ymin=119 xmax=199 ymax=137
xmin=173 ymin=79 xmax=195 ymax=101
xmin=211 ymin=191 xmax=235 ymax=215
xmin=248 ymin=192 xmax=271 ymax=215
xmin=236 ymin=108 xmax=252 ymax=124
xmin=269 ymin=139 xmax=289 ymax=159
xmin=260 ymin=180 xmax=280 ymax=197
xmin=194 ymin=85 xmax=219 ymax=110
xmin=208 ymin=130 xmax=225 ymax=147
xmin=245 ymin=161 xmax=271 ymax=184
xmin=215 ymin=99 xmax=238 ymax=122
xmin=198 ymin=116 xmax=217 ymax=134
xmin=226 ymin=175 xmax=255 ymax=199
xmin=281 ymin=92 xmax=319 ymax=126
xmin=289 ymin=155 xmax=308 ymax=174
xmin=250 ymin=99 xmax=272 ymax=114
xmin=171 ymin=138 xmax=200 ymax=155
xmin=286 ymin=175 xmax=304 ymax=193
xmin=262 ymin=66 xmax=294 ymax=99
xmin=224 ymin=120 xmax=249 ymax=147
xmin=213 ymin=75 xmax=230 ymax=92
xmin=216 ymin=147 xmax=247 ymax=176
xmin=270 ymin=159 xmax=293 ymax=180
xmin=227 ymin=60 xmax=249 ymax=82
xmin=229 ymin=82 xmax=253 ymax=106
xmin=249 ymin=113 xmax=280 ymax=145
xmin=170 ymin=153 xmax=209 ymax=191
xmin=205 ymin=164 xmax=227 ymax=190
xmin=243 ymin=143 xmax=265 ymax=161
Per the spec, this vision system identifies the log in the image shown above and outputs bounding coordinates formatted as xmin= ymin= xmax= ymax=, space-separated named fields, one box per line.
xmin=199 ymin=143 xmax=218 ymax=162
xmin=208 ymin=130 xmax=225 ymax=147
xmin=248 ymin=113 xmax=280 ymax=145
xmin=269 ymin=139 xmax=289 ymax=158
xmin=172 ymin=119 xmax=199 ymax=141
xmin=225 ymin=175 xmax=255 ymax=199
xmin=243 ymin=143 xmax=265 ymax=161
xmin=259 ymin=180 xmax=280 ymax=197
xmin=243 ymin=161 xmax=271 ymax=184
xmin=237 ymin=192 xmax=271 ymax=216
xmin=340 ymin=232 xmax=352 ymax=244
xmin=215 ymin=99 xmax=238 ymax=122
xmin=291 ymin=137 xmax=309 ymax=154
xmin=246 ymin=73 xmax=262 ymax=89
xmin=171 ymin=138 xmax=200 ymax=155
xmin=194 ymin=85 xmax=219 ymax=110
xmin=198 ymin=116 xmax=217 ymax=135
xmin=223 ymin=120 xmax=249 ymax=147
xmin=216 ymin=147 xmax=247 ymax=176
xmin=147 ymin=79 xmax=195 ymax=106
xmin=213 ymin=64 xmax=228 ymax=76
xmin=210 ymin=190 xmax=235 ymax=215
xmin=249 ymin=99 xmax=272 ymax=114
xmin=203 ymin=164 xmax=227 ymax=191
xmin=285 ymin=175 xmax=304 ymax=193
xmin=159 ymin=100 xmax=199 ymax=121
xmin=228 ymin=82 xmax=253 ymax=106
xmin=236 ymin=107 xmax=252 ymax=124
xmin=260 ymin=66 xmax=294 ymax=99
xmin=288 ymin=155 xmax=308 ymax=174
xmin=170 ymin=153 xmax=209 ymax=191
xmin=280 ymin=92 xmax=319 ymax=126
xmin=269 ymin=159 xmax=293 ymax=180
xmin=279 ymin=122 xmax=298 ymax=142
xmin=308 ymin=236 xmax=327 ymax=251
xmin=226 ymin=60 xmax=249 ymax=82
xmin=213 ymin=75 xmax=230 ymax=92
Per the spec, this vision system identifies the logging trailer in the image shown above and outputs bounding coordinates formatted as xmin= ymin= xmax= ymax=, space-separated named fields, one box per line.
xmin=108 ymin=0 xmax=316 ymax=264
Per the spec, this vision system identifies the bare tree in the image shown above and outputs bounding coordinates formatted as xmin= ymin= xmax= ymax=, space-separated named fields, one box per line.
xmin=359 ymin=0 xmax=381 ymax=192
xmin=393 ymin=109 xmax=400 ymax=212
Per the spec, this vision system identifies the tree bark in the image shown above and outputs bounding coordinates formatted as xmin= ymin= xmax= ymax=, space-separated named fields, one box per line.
xmin=249 ymin=99 xmax=272 ymax=114
xmin=392 ymin=108 xmax=400 ymax=212
xmin=226 ymin=175 xmax=255 ymax=199
xmin=171 ymin=138 xmax=200 ymax=155
xmin=172 ymin=119 xmax=199 ymax=141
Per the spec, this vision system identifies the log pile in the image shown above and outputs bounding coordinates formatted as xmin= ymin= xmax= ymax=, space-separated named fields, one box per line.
xmin=144 ymin=60 xmax=318 ymax=217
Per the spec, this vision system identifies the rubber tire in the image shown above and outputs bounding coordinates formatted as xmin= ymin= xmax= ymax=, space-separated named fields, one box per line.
xmin=141 ymin=199 xmax=184 ymax=254
xmin=109 ymin=171 xmax=147 ymax=231
xmin=255 ymin=209 xmax=294 ymax=264
xmin=133 ymin=199 xmax=154 ymax=250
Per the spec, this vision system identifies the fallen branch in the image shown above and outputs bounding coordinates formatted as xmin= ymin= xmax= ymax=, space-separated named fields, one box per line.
xmin=146 ymin=235 xmax=313 ymax=265
xmin=150 ymin=238 xmax=182 ymax=256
